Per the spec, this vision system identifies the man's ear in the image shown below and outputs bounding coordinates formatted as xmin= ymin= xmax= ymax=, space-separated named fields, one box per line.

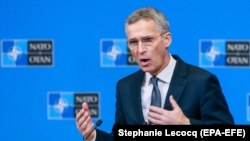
xmin=163 ymin=32 xmax=172 ymax=49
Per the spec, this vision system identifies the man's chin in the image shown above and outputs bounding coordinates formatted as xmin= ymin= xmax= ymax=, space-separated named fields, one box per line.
xmin=141 ymin=67 xmax=152 ymax=73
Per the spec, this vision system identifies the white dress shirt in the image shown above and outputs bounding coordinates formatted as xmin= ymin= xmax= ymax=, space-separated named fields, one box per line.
xmin=141 ymin=54 xmax=176 ymax=122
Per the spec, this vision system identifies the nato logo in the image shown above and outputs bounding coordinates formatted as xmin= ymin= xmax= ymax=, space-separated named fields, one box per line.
xmin=100 ymin=39 xmax=137 ymax=67
xmin=199 ymin=40 xmax=250 ymax=68
xmin=47 ymin=92 xmax=99 ymax=120
xmin=1 ymin=39 xmax=53 ymax=67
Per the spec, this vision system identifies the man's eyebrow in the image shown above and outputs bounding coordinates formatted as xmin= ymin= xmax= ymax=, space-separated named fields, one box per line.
xmin=141 ymin=36 xmax=154 ymax=39
xmin=129 ymin=35 xmax=154 ymax=40
xmin=128 ymin=38 xmax=138 ymax=42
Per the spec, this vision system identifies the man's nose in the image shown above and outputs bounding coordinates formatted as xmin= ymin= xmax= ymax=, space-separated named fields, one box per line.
xmin=138 ymin=41 xmax=146 ymax=53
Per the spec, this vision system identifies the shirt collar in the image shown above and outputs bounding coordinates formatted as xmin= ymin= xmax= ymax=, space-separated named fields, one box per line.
xmin=144 ymin=54 xmax=176 ymax=85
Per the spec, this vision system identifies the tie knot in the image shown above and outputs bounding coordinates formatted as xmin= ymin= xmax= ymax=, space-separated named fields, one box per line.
xmin=150 ymin=76 xmax=159 ymax=86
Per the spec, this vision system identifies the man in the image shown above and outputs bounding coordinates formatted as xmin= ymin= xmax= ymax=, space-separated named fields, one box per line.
xmin=76 ymin=7 xmax=234 ymax=141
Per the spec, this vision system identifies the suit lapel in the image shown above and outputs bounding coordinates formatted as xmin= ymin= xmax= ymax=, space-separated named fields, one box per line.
xmin=164 ymin=77 xmax=187 ymax=110
xmin=164 ymin=55 xmax=187 ymax=110
xmin=131 ymin=70 xmax=145 ymax=124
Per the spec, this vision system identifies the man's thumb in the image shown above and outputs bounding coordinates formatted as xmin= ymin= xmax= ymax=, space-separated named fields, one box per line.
xmin=169 ymin=95 xmax=179 ymax=110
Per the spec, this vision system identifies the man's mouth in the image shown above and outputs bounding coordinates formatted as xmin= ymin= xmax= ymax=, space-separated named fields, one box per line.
xmin=140 ymin=58 xmax=150 ymax=66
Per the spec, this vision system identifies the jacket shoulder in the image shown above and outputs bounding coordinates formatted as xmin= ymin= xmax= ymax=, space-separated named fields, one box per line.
xmin=117 ymin=69 xmax=144 ymax=84
xmin=173 ymin=54 xmax=216 ymax=78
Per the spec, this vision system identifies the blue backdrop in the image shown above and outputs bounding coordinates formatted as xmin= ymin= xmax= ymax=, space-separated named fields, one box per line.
xmin=0 ymin=0 xmax=250 ymax=141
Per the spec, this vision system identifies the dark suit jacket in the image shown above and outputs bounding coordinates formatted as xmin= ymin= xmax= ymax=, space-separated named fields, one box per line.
xmin=95 ymin=55 xmax=234 ymax=140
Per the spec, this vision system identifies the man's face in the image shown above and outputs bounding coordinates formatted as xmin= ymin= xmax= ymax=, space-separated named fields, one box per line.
xmin=126 ymin=19 xmax=171 ymax=75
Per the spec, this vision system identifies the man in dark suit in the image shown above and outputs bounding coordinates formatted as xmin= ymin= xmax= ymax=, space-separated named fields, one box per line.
xmin=76 ymin=7 xmax=234 ymax=141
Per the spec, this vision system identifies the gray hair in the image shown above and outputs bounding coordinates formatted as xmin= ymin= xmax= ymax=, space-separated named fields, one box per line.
xmin=125 ymin=7 xmax=170 ymax=34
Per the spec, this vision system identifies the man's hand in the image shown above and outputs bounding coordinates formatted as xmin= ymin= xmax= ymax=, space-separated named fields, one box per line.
xmin=76 ymin=102 xmax=96 ymax=141
xmin=148 ymin=95 xmax=190 ymax=125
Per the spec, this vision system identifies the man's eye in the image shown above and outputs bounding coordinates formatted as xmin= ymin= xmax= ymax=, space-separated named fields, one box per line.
xmin=129 ymin=40 xmax=138 ymax=45
xmin=142 ymin=37 xmax=153 ymax=43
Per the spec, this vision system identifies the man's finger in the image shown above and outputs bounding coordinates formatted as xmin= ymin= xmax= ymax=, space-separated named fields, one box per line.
xmin=82 ymin=102 xmax=89 ymax=111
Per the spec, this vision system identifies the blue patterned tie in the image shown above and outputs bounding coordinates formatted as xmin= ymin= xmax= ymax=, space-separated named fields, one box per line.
xmin=150 ymin=76 xmax=161 ymax=107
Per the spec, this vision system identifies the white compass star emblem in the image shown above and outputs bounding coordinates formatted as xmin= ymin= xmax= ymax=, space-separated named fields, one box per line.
xmin=206 ymin=46 xmax=220 ymax=61
xmin=54 ymin=98 xmax=69 ymax=114
xmin=107 ymin=45 xmax=121 ymax=61
xmin=7 ymin=46 xmax=22 ymax=61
